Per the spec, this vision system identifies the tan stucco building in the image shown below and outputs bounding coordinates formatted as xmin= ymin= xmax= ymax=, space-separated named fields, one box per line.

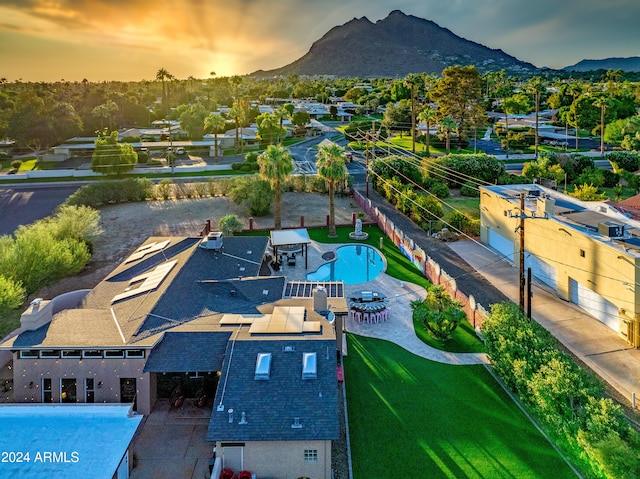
xmin=480 ymin=184 xmax=640 ymax=347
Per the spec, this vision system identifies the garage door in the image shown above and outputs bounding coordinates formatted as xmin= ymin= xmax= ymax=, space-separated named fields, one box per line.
xmin=525 ymin=252 xmax=557 ymax=289
xmin=487 ymin=229 xmax=515 ymax=262
xmin=569 ymin=278 xmax=619 ymax=331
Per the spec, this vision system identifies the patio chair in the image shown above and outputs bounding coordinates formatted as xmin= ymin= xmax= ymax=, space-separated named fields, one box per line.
xmin=287 ymin=254 xmax=296 ymax=266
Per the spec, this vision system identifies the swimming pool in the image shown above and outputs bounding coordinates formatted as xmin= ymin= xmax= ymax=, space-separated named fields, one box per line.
xmin=306 ymin=244 xmax=385 ymax=285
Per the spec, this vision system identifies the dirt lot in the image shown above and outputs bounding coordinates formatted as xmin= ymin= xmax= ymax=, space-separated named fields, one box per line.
xmin=36 ymin=192 xmax=367 ymax=298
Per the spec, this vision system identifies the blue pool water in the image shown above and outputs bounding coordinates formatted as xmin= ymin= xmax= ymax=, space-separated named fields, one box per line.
xmin=306 ymin=245 xmax=385 ymax=284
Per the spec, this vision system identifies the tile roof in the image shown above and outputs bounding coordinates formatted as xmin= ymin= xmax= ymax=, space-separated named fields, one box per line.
xmin=144 ymin=331 xmax=232 ymax=373
xmin=207 ymin=339 xmax=339 ymax=442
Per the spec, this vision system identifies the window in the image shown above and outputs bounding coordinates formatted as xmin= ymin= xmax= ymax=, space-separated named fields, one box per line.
xmin=19 ymin=350 xmax=38 ymax=359
xmin=304 ymin=449 xmax=318 ymax=463
xmin=39 ymin=350 xmax=59 ymax=358
xmin=82 ymin=350 xmax=102 ymax=358
xmin=61 ymin=350 xmax=82 ymax=358
xmin=85 ymin=378 xmax=95 ymax=403
xmin=104 ymin=350 xmax=124 ymax=358
xmin=125 ymin=350 xmax=145 ymax=359
xmin=42 ymin=378 xmax=52 ymax=403
xmin=580 ymin=249 xmax=585 ymax=258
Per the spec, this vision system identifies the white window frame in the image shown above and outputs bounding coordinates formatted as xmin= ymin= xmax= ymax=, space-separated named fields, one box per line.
xmin=304 ymin=449 xmax=318 ymax=463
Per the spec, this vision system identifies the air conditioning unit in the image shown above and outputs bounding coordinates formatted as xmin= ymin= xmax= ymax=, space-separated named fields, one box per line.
xmin=598 ymin=221 xmax=625 ymax=238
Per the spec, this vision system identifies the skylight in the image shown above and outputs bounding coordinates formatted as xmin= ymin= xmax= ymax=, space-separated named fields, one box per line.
xmin=255 ymin=352 xmax=272 ymax=380
xmin=302 ymin=352 xmax=317 ymax=379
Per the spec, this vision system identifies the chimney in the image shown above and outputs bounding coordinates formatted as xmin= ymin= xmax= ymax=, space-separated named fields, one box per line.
xmin=20 ymin=299 xmax=54 ymax=331
xmin=313 ymin=286 xmax=328 ymax=312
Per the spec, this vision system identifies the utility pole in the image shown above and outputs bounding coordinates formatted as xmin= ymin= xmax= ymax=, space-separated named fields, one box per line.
xmin=365 ymin=131 xmax=370 ymax=199
xmin=519 ymin=193 xmax=526 ymax=311
xmin=534 ymin=91 xmax=540 ymax=159
xmin=509 ymin=192 xmax=547 ymax=313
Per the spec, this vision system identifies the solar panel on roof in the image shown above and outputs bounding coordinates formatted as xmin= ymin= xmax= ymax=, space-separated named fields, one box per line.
xmin=112 ymin=260 xmax=177 ymax=303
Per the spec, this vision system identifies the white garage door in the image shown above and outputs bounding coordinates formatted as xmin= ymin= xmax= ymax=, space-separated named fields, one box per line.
xmin=487 ymin=229 xmax=515 ymax=262
xmin=525 ymin=252 xmax=557 ymax=289
xmin=569 ymin=278 xmax=619 ymax=331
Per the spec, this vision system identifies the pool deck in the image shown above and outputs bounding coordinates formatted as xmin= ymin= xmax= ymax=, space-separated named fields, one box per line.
xmin=274 ymin=239 xmax=489 ymax=366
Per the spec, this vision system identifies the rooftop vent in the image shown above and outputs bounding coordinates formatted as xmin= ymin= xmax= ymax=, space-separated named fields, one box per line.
xmin=239 ymin=412 xmax=247 ymax=425
xmin=255 ymin=352 xmax=272 ymax=380
xmin=291 ymin=417 xmax=302 ymax=429
xmin=283 ymin=345 xmax=295 ymax=352
xmin=302 ymin=352 xmax=317 ymax=379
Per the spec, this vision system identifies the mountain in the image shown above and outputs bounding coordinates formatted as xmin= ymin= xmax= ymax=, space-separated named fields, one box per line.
xmin=252 ymin=10 xmax=535 ymax=78
xmin=564 ymin=56 xmax=640 ymax=72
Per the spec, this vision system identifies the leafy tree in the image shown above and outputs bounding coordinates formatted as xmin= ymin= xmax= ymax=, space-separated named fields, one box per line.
xmin=329 ymin=105 xmax=338 ymax=119
xmin=622 ymin=132 xmax=640 ymax=151
xmin=257 ymin=145 xmax=295 ymax=229
xmin=410 ymin=286 xmax=465 ymax=341
xmin=178 ymin=102 xmax=209 ymax=139
xmin=204 ymin=113 xmax=227 ymax=160
xmin=369 ymin=156 xmax=422 ymax=185
xmin=411 ymin=193 xmax=443 ymax=226
xmin=218 ymin=214 xmax=243 ymax=236
xmin=316 ymin=143 xmax=348 ymax=237
xmin=502 ymin=94 xmax=532 ymax=156
xmin=569 ymin=183 xmax=607 ymax=201
xmin=344 ymin=87 xmax=368 ymax=104
xmin=429 ymin=153 xmax=505 ymax=187
xmin=569 ymin=94 xmax=601 ymax=133
xmin=292 ymin=111 xmax=311 ymax=129
xmin=431 ymin=65 xmax=485 ymax=149
xmin=382 ymin=100 xmax=411 ymax=136
xmin=91 ymin=130 xmax=137 ymax=176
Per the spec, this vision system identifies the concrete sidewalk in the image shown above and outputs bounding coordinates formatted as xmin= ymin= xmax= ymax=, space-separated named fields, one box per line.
xmin=448 ymin=239 xmax=640 ymax=404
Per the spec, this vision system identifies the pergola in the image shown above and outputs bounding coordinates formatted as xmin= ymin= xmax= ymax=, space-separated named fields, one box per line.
xmin=270 ymin=228 xmax=311 ymax=269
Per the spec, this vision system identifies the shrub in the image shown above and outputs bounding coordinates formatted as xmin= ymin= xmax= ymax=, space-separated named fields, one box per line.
xmin=157 ymin=179 xmax=173 ymax=200
xmin=0 ymin=275 xmax=26 ymax=316
xmin=460 ymin=181 xmax=480 ymax=197
xmin=607 ymin=151 xmax=640 ymax=173
xmin=424 ymin=179 xmax=450 ymax=199
xmin=447 ymin=210 xmax=479 ymax=236
xmin=11 ymin=160 xmax=22 ymax=171
xmin=219 ymin=214 xmax=243 ymax=236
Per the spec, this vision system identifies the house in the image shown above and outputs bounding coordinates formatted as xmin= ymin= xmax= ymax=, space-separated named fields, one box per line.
xmin=480 ymin=184 xmax=640 ymax=346
xmin=0 ymin=235 xmax=345 ymax=478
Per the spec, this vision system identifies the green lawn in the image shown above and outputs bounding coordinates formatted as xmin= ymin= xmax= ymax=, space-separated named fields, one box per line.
xmin=345 ymin=334 xmax=578 ymax=479
xmin=443 ymin=196 xmax=480 ymax=220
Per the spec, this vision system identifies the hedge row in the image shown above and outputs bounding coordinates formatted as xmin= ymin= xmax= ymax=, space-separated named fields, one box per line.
xmin=482 ymin=302 xmax=640 ymax=479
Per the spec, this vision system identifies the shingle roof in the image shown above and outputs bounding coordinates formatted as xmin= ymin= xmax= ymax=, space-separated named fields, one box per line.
xmin=144 ymin=331 xmax=232 ymax=373
xmin=207 ymin=339 xmax=339 ymax=442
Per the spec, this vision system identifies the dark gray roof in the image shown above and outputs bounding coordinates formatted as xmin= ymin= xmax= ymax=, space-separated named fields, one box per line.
xmin=207 ymin=339 xmax=339 ymax=442
xmin=144 ymin=332 xmax=231 ymax=373
xmin=129 ymin=236 xmax=275 ymax=341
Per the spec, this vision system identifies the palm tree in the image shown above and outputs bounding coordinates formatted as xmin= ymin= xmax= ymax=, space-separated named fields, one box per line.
xmin=593 ymin=96 xmax=612 ymax=157
xmin=316 ymin=143 xmax=349 ymax=237
xmin=155 ymin=68 xmax=174 ymax=116
xmin=275 ymin=105 xmax=292 ymax=144
xmin=440 ymin=116 xmax=457 ymax=155
xmin=204 ymin=113 xmax=227 ymax=160
xmin=257 ymin=112 xmax=279 ymax=145
xmin=418 ymin=107 xmax=437 ymax=157
xmin=257 ymin=145 xmax=295 ymax=230
xmin=404 ymin=73 xmax=421 ymax=153
xmin=228 ymin=101 xmax=247 ymax=153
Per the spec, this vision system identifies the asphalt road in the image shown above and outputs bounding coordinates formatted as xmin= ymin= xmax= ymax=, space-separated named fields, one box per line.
xmin=0 ymin=184 xmax=80 ymax=235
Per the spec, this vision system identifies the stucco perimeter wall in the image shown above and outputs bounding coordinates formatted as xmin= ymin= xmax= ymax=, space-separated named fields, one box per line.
xmin=353 ymin=190 xmax=488 ymax=331
xmin=218 ymin=439 xmax=332 ymax=479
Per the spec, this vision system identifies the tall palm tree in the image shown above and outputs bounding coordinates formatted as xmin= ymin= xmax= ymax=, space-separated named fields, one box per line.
xmin=593 ymin=96 xmax=612 ymax=157
xmin=418 ymin=107 xmax=437 ymax=157
xmin=316 ymin=143 xmax=349 ymax=237
xmin=404 ymin=73 xmax=421 ymax=153
xmin=257 ymin=145 xmax=295 ymax=230
xmin=228 ymin=100 xmax=247 ymax=153
xmin=275 ymin=105 xmax=292 ymax=144
xmin=440 ymin=116 xmax=457 ymax=155
xmin=204 ymin=113 xmax=226 ymax=160
xmin=155 ymin=68 xmax=174 ymax=116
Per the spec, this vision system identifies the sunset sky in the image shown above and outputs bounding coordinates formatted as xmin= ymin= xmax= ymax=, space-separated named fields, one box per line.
xmin=1 ymin=0 xmax=639 ymax=82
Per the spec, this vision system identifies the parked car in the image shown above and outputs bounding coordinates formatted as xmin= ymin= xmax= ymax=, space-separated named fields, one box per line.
xmin=176 ymin=147 xmax=185 ymax=155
